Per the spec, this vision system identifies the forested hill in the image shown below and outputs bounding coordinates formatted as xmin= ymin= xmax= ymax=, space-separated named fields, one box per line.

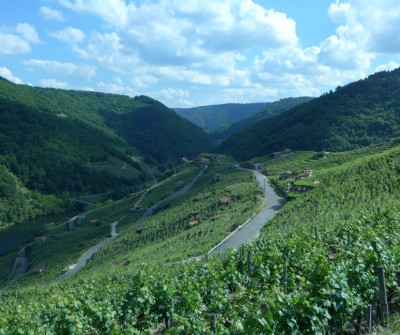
xmin=174 ymin=102 xmax=270 ymax=132
xmin=0 ymin=78 xmax=214 ymax=228
xmin=0 ymin=77 xmax=215 ymax=165
xmin=217 ymin=68 xmax=400 ymax=161
xmin=210 ymin=97 xmax=313 ymax=141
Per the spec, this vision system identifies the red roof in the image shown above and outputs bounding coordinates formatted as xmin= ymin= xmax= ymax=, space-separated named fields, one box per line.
xmin=165 ymin=191 xmax=174 ymax=196
xmin=134 ymin=205 xmax=143 ymax=209
xmin=90 ymin=219 xmax=99 ymax=223
xmin=34 ymin=236 xmax=46 ymax=241
xmin=189 ymin=220 xmax=199 ymax=226
xmin=215 ymin=211 xmax=232 ymax=218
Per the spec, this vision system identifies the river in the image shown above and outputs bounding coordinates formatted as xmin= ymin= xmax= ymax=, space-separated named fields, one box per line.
xmin=0 ymin=211 xmax=78 ymax=257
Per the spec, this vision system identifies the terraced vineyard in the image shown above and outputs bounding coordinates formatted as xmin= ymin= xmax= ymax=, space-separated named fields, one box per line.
xmin=1 ymin=143 xmax=400 ymax=334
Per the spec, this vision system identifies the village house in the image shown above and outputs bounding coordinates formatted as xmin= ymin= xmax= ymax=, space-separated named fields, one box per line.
xmin=271 ymin=152 xmax=283 ymax=159
xmin=132 ymin=205 xmax=143 ymax=212
xmin=213 ymin=173 xmax=223 ymax=182
xmin=34 ymin=236 xmax=46 ymax=244
xmin=182 ymin=157 xmax=189 ymax=163
xmin=189 ymin=220 xmax=199 ymax=226
xmin=165 ymin=191 xmax=174 ymax=197
xmin=32 ymin=266 xmax=45 ymax=274
xmin=280 ymin=171 xmax=294 ymax=181
xmin=210 ymin=154 xmax=219 ymax=162
xmin=295 ymin=170 xmax=313 ymax=181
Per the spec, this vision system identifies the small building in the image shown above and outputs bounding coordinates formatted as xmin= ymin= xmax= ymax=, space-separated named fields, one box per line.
xmin=90 ymin=219 xmax=99 ymax=224
xmin=284 ymin=149 xmax=291 ymax=152
xmin=34 ymin=236 xmax=46 ymax=243
xmin=271 ymin=152 xmax=283 ymax=159
xmin=280 ymin=171 xmax=294 ymax=181
xmin=78 ymin=213 xmax=86 ymax=219
xmin=214 ymin=211 xmax=231 ymax=218
xmin=313 ymin=180 xmax=321 ymax=184
xmin=32 ymin=266 xmax=45 ymax=274
xmin=210 ymin=154 xmax=219 ymax=162
xmin=182 ymin=157 xmax=189 ymax=163
xmin=213 ymin=173 xmax=223 ymax=182
xmin=189 ymin=220 xmax=199 ymax=226
xmin=136 ymin=227 xmax=144 ymax=234
xmin=165 ymin=191 xmax=174 ymax=197
xmin=219 ymin=196 xmax=232 ymax=203
xmin=176 ymin=181 xmax=184 ymax=187
xmin=295 ymin=170 xmax=313 ymax=181
xmin=132 ymin=205 xmax=143 ymax=212
xmin=191 ymin=210 xmax=201 ymax=217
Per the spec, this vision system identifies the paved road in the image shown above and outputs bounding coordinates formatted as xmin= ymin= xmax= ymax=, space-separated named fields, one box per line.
xmin=54 ymin=165 xmax=208 ymax=282
xmin=212 ymin=168 xmax=285 ymax=254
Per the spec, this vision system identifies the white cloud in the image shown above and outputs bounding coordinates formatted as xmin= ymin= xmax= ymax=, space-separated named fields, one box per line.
xmin=40 ymin=78 xmax=69 ymax=89
xmin=375 ymin=61 xmax=400 ymax=72
xmin=40 ymin=6 xmax=65 ymax=21
xmin=96 ymin=81 xmax=137 ymax=96
xmin=321 ymin=0 xmax=400 ymax=71
xmin=0 ymin=33 xmax=31 ymax=55
xmin=16 ymin=23 xmax=40 ymax=43
xmin=23 ymin=59 xmax=96 ymax=80
xmin=0 ymin=67 xmax=23 ymax=84
xmin=58 ymin=0 xmax=129 ymax=27
xmin=50 ymin=27 xmax=85 ymax=44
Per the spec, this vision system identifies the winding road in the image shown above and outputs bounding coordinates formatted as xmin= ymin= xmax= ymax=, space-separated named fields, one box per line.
xmin=53 ymin=165 xmax=208 ymax=282
xmin=210 ymin=167 xmax=285 ymax=254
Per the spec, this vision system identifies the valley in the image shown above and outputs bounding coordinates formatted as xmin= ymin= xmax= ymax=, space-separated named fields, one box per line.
xmin=1 ymin=68 xmax=400 ymax=334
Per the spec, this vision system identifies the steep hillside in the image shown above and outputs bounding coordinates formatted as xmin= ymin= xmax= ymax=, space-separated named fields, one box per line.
xmin=0 ymin=78 xmax=215 ymax=165
xmin=218 ymin=68 xmax=400 ymax=160
xmin=1 ymin=143 xmax=400 ymax=333
xmin=210 ymin=97 xmax=313 ymax=141
xmin=174 ymin=102 xmax=270 ymax=132
xmin=0 ymin=78 xmax=215 ymax=228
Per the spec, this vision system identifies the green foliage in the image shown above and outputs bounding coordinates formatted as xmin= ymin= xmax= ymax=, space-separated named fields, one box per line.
xmin=2 ymin=136 xmax=400 ymax=333
xmin=210 ymin=97 xmax=313 ymax=141
xmin=218 ymin=68 xmax=400 ymax=160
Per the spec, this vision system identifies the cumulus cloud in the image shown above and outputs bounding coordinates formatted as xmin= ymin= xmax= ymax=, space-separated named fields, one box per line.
xmin=53 ymin=0 xmax=400 ymax=106
xmin=0 ymin=67 xmax=23 ymax=84
xmin=58 ymin=0 xmax=129 ymax=27
xmin=16 ymin=23 xmax=40 ymax=43
xmin=50 ymin=27 xmax=85 ymax=44
xmin=40 ymin=78 xmax=69 ymax=89
xmin=23 ymin=59 xmax=96 ymax=80
xmin=96 ymin=81 xmax=137 ymax=96
xmin=40 ymin=6 xmax=65 ymax=21
xmin=375 ymin=61 xmax=400 ymax=72
xmin=0 ymin=33 xmax=31 ymax=55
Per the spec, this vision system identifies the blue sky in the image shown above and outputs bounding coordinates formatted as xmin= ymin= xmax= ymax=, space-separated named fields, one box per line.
xmin=1 ymin=0 xmax=400 ymax=107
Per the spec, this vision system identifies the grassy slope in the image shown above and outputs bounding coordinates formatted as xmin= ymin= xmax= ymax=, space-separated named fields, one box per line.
xmin=218 ymin=68 xmax=400 ymax=161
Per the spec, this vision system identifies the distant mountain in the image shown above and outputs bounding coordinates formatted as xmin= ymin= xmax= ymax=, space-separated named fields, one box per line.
xmin=210 ymin=97 xmax=313 ymax=141
xmin=0 ymin=78 xmax=215 ymax=227
xmin=174 ymin=102 xmax=270 ymax=132
xmin=218 ymin=68 xmax=400 ymax=161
